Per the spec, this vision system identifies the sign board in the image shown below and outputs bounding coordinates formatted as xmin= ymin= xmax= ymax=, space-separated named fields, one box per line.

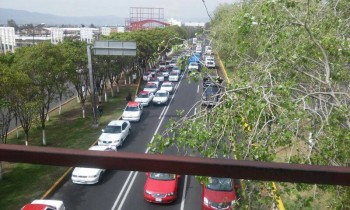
xmin=94 ymin=40 xmax=136 ymax=56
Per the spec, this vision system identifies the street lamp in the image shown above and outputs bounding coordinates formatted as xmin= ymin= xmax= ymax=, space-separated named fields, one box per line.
xmin=32 ymin=23 xmax=45 ymax=45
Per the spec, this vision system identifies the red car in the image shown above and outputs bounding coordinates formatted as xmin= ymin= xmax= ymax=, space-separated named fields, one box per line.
xmin=144 ymin=172 xmax=180 ymax=203
xmin=202 ymin=177 xmax=237 ymax=210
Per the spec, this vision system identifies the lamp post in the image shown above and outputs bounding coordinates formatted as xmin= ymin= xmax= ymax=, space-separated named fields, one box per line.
xmin=32 ymin=23 xmax=45 ymax=46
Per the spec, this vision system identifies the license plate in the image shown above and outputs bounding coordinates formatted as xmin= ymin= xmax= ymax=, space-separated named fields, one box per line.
xmin=155 ymin=198 xmax=162 ymax=202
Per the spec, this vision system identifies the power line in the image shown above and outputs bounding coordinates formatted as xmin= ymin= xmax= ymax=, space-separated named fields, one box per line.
xmin=201 ymin=0 xmax=213 ymax=22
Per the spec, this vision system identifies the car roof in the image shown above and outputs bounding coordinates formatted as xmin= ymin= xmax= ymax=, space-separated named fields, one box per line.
xmin=127 ymin=102 xmax=140 ymax=107
xmin=162 ymin=81 xmax=172 ymax=85
xmin=156 ymin=90 xmax=168 ymax=93
xmin=107 ymin=120 xmax=127 ymax=126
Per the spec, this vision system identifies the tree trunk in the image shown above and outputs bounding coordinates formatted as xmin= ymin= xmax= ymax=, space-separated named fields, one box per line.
xmin=59 ymin=100 xmax=62 ymax=115
xmin=104 ymin=90 xmax=108 ymax=102
xmin=82 ymin=105 xmax=85 ymax=118
xmin=42 ymin=129 xmax=46 ymax=146
xmin=25 ymin=132 xmax=29 ymax=146
xmin=0 ymin=162 xmax=2 ymax=180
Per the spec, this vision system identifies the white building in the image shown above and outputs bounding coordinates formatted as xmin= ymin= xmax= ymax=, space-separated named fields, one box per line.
xmin=50 ymin=28 xmax=64 ymax=44
xmin=80 ymin=28 xmax=94 ymax=43
xmin=100 ymin=27 xmax=112 ymax=36
xmin=167 ymin=18 xmax=182 ymax=26
xmin=184 ymin=22 xmax=205 ymax=27
xmin=0 ymin=27 xmax=16 ymax=53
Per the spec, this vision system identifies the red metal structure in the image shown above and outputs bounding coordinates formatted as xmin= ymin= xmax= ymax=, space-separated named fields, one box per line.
xmin=125 ymin=7 xmax=170 ymax=31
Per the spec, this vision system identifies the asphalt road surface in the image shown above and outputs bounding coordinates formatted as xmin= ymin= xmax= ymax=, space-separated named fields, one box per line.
xmin=50 ymin=69 xmax=212 ymax=210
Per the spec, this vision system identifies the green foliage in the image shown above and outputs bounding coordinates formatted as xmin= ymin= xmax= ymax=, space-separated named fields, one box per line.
xmin=149 ymin=0 xmax=350 ymax=208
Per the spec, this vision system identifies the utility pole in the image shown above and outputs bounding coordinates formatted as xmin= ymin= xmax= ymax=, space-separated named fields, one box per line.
xmin=87 ymin=46 xmax=99 ymax=127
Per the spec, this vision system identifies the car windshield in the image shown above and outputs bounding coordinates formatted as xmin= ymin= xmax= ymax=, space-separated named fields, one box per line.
xmin=190 ymin=63 xmax=197 ymax=66
xmin=162 ymin=84 xmax=172 ymax=87
xmin=155 ymin=92 xmax=167 ymax=97
xmin=145 ymin=84 xmax=156 ymax=88
xmin=207 ymin=177 xmax=233 ymax=191
xmin=204 ymin=86 xmax=219 ymax=95
xmin=137 ymin=93 xmax=148 ymax=98
xmin=170 ymin=72 xmax=178 ymax=76
xmin=150 ymin=173 xmax=175 ymax=180
xmin=104 ymin=125 xmax=121 ymax=133
xmin=144 ymin=72 xmax=150 ymax=76
xmin=125 ymin=106 xmax=139 ymax=111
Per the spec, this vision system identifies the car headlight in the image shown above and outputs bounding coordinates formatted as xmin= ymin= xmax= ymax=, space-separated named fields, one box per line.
xmin=203 ymin=197 xmax=209 ymax=206
xmin=166 ymin=192 xmax=174 ymax=196
xmin=145 ymin=190 xmax=152 ymax=195
xmin=88 ymin=175 xmax=98 ymax=178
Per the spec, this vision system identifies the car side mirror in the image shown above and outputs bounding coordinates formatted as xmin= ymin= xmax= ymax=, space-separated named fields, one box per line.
xmin=145 ymin=172 xmax=149 ymax=176
xmin=101 ymin=129 xmax=105 ymax=133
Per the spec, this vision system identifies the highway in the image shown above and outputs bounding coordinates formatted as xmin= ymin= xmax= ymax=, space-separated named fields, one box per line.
xmin=50 ymin=70 xmax=207 ymax=210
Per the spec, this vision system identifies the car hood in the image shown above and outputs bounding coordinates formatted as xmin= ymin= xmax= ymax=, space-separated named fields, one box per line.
xmin=203 ymin=187 xmax=236 ymax=203
xmin=123 ymin=111 xmax=141 ymax=117
xmin=145 ymin=178 xmax=177 ymax=193
xmin=153 ymin=96 xmax=168 ymax=101
xmin=98 ymin=133 xmax=122 ymax=141
xmin=72 ymin=167 xmax=101 ymax=175
xmin=161 ymin=87 xmax=173 ymax=91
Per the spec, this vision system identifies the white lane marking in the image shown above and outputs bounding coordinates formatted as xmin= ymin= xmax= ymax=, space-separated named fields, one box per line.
xmin=159 ymin=106 xmax=167 ymax=119
xmin=194 ymin=108 xmax=197 ymax=115
xmin=117 ymin=171 xmax=139 ymax=210
xmin=197 ymin=84 xmax=199 ymax=93
xmin=110 ymin=171 xmax=135 ymax=210
xmin=180 ymin=175 xmax=188 ymax=210
xmin=114 ymin=70 xmax=189 ymax=210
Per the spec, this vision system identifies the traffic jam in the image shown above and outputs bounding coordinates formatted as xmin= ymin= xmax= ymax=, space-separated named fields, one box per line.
xmin=21 ymin=44 xmax=239 ymax=210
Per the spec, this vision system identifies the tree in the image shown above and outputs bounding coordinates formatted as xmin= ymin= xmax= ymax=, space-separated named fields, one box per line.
xmin=7 ymin=19 xmax=19 ymax=31
xmin=150 ymin=0 xmax=350 ymax=209
xmin=60 ymin=39 xmax=89 ymax=118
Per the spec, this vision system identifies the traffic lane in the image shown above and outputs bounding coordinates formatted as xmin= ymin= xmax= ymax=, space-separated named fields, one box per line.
xmin=118 ymin=171 xmax=187 ymax=210
xmin=50 ymin=99 xmax=167 ymax=209
xmin=51 ymin=170 xmax=129 ymax=210
xmin=115 ymin=73 xmax=200 ymax=210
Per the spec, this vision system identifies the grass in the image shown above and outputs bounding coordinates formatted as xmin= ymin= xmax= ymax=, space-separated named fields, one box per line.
xmin=0 ymin=85 xmax=136 ymax=210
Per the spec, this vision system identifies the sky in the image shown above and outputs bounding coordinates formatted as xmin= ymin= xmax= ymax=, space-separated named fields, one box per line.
xmin=1 ymin=0 xmax=238 ymax=21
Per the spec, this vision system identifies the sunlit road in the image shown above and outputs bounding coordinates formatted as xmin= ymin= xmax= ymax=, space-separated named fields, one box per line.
xmin=51 ymin=70 xmax=208 ymax=210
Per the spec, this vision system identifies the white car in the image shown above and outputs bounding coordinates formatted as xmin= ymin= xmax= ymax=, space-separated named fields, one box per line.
xmin=168 ymin=71 xmax=180 ymax=82
xmin=148 ymin=77 xmax=160 ymax=87
xmin=159 ymin=61 xmax=166 ymax=69
xmin=135 ymin=91 xmax=154 ymax=106
xmin=122 ymin=102 xmax=143 ymax=122
xmin=205 ymin=58 xmax=216 ymax=69
xmin=71 ymin=146 xmax=115 ymax=184
xmin=143 ymin=71 xmax=152 ymax=81
xmin=98 ymin=120 xmax=131 ymax=148
xmin=172 ymin=66 xmax=181 ymax=75
xmin=152 ymin=90 xmax=170 ymax=105
xmin=143 ymin=82 xmax=158 ymax=94
xmin=188 ymin=62 xmax=199 ymax=71
xmin=205 ymin=46 xmax=212 ymax=55
xmin=156 ymin=72 xmax=165 ymax=82
xmin=21 ymin=200 xmax=65 ymax=210
xmin=160 ymin=82 xmax=174 ymax=94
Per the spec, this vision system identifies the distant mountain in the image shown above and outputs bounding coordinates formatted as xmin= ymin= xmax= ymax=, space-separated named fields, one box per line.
xmin=0 ymin=8 xmax=125 ymax=26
